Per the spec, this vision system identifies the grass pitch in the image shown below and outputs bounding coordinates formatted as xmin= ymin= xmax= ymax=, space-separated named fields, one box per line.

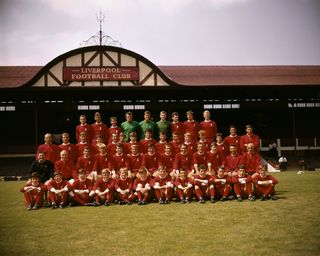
xmin=0 ymin=171 xmax=320 ymax=256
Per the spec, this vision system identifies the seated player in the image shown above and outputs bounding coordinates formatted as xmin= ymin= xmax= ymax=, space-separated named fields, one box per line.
xmin=69 ymin=169 xmax=96 ymax=206
xmin=29 ymin=151 xmax=54 ymax=184
xmin=232 ymin=165 xmax=255 ymax=202
xmin=174 ymin=168 xmax=193 ymax=203
xmin=94 ymin=168 xmax=115 ymax=206
xmin=224 ymin=144 xmax=241 ymax=176
xmin=20 ymin=172 xmax=46 ymax=210
xmin=114 ymin=168 xmax=136 ymax=205
xmin=193 ymin=164 xmax=214 ymax=203
xmin=253 ymin=166 xmax=278 ymax=200
xmin=210 ymin=166 xmax=232 ymax=202
xmin=151 ymin=166 xmax=174 ymax=204
xmin=47 ymin=172 xmax=71 ymax=208
xmin=54 ymin=150 xmax=77 ymax=180
xmin=133 ymin=167 xmax=152 ymax=205
xmin=240 ymin=143 xmax=261 ymax=176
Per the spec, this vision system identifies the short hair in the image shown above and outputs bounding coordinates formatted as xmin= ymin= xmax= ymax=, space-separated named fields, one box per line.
xmin=171 ymin=112 xmax=179 ymax=117
xmin=110 ymin=116 xmax=117 ymax=121
xmin=186 ymin=110 xmax=194 ymax=116
xmin=144 ymin=110 xmax=151 ymax=115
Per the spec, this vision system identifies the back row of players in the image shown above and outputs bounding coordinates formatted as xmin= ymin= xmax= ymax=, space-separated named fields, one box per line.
xmin=21 ymin=110 xmax=278 ymax=210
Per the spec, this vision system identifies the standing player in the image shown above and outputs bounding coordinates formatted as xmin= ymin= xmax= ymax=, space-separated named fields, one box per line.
xmin=93 ymin=143 xmax=114 ymax=180
xmin=76 ymin=115 xmax=93 ymax=143
xmin=108 ymin=117 xmax=122 ymax=144
xmin=140 ymin=128 xmax=157 ymax=154
xmin=121 ymin=111 xmax=141 ymax=142
xmin=58 ymin=132 xmax=77 ymax=163
xmin=126 ymin=144 xmax=143 ymax=178
xmin=207 ymin=142 xmax=225 ymax=176
xmin=173 ymin=144 xmax=194 ymax=176
xmin=91 ymin=112 xmax=108 ymax=144
xmin=75 ymin=131 xmax=93 ymax=159
xmin=36 ymin=133 xmax=60 ymax=164
xmin=240 ymin=124 xmax=260 ymax=153
xmin=171 ymin=112 xmax=185 ymax=142
xmin=139 ymin=110 xmax=156 ymax=140
xmin=224 ymin=125 xmax=241 ymax=155
xmin=183 ymin=110 xmax=200 ymax=143
xmin=142 ymin=143 xmax=160 ymax=176
xmin=199 ymin=110 xmax=217 ymax=143
xmin=156 ymin=111 xmax=171 ymax=140
xmin=76 ymin=147 xmax=95 ymax=179
xmin=193 ymin=142 xmax=209 ymax=174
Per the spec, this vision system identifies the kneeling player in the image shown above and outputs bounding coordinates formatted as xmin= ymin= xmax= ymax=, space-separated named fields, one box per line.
xmin=20 ymin=172 xmax=46 ymax=210
xmin=70 ymin=169 xmax=96 ymax=206
xmin=152 ymin=166 xmax=174 ymax=204
xmin=232 ymin=165 xmax=255 ymax=201
xmin=175 ymin=168 xmax=193 ymax=203
xmin=210 ymin=166 xmax=232 ymax=202
xmin=115 ymin=168 xmax=136 ymax=205
xmin=133 ymin=167 xmax=152 ymax=205
xmin=94 ymin=168 xmax=115 ymax=206
xmin=253 ymin=166 xmax=278 ymax=200
xmin=194 ymin=164 xmax=214 ymax=203
xmin=47 ymin=172 xmax=71 ymax=208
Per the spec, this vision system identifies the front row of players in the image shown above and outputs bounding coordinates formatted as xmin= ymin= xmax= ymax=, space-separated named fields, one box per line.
xmin=21 ymin=164 xmax=278 ymax=210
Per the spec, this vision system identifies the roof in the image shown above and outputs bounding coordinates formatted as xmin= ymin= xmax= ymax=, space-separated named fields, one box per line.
xmin=1 ymin=65 xmax=320 ymax=88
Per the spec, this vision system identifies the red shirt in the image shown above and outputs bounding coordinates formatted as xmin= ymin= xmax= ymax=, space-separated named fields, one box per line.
xmin=93 ymin=153 xmax=114 ymax=174
xmin=183 ymin=120 xmax=200 ymax=142
xmin=76 ymin=155 xmax=95 ymax=176
xmin=54 ymin=159 xmax=76 ymax=179
xmin=91 ymin=122 xmax=108 ymax=144
xmin=76 ymin=124 xmax=93 ymax=143
xmin=174 ymin=152 xmax=193 ymax=173
xmin=36 ymin=143 xmax=60 ymax=163
xmin=199 ymin=120 xmax=217 ymax=143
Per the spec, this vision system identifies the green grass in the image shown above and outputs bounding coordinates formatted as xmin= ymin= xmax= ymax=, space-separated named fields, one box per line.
xmin=1 ymin=171 xmax=320 ymax=256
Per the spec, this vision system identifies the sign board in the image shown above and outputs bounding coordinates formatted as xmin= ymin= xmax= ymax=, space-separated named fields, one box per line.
xmin=63 ymin=67 xmax=139 ymax=81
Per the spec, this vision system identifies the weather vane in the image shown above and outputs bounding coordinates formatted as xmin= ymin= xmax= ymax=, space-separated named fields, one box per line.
xmin=81 ymin=10 xmax=122 ymax=47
